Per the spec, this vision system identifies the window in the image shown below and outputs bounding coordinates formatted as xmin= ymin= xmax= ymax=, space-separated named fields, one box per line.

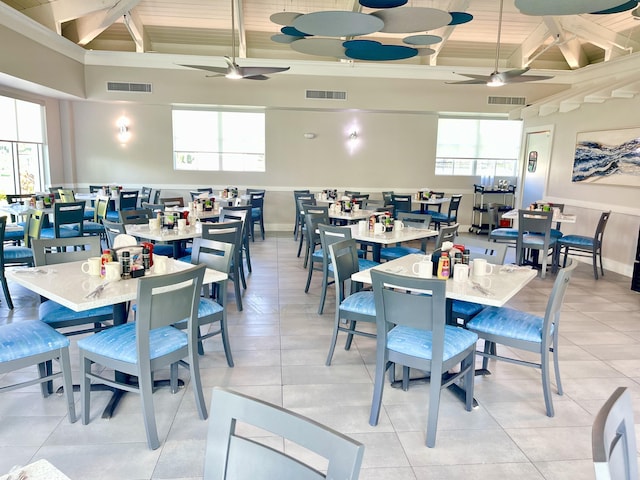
xmin=172 ymin=108 xmax=265 ymax=172
xmin=435 ymin=118 xmax=522 ymax=176
xmin=0 ymin=95 xmax=46 ymax=195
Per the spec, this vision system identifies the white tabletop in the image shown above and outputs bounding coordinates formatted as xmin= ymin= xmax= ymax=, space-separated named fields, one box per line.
xmin=329 ymin=209 xmax=378 ymax=222
xmin=0 ymin=459 xmax=71 ymax=480
xmin=347 ymin=223 xmax=438 ymax=246
xmin=351 ymin=253 xmax=537 ymax=307
xmin=7 ymin=259 xmax=227 ymax=312
xmin=502 ymin=209 xmax=577 ymax=224
xmin=413 ymin=197 xmax=451 ymax=205
xmin=0 ymin=203 xmax=53 ymax=216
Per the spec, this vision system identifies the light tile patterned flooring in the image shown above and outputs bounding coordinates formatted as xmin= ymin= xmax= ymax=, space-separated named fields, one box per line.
xmin=1 ymin=232 xmax=639 ymax=479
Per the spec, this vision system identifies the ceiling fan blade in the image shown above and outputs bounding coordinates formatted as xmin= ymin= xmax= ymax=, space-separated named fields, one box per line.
xmin=501 ymin=68 xmax=530 ymax=79
xmin=178 ymin=64 xmax=229 ymax=75
xmin=446 ymin=73 xmax=491 ymax=84
xmin=238 ymin=66 xmax=290 ymax=77
xmin=243 ymin=75 xmax=270 ymax=80
xmin=504 ymin=74 xmax=555 ymax=83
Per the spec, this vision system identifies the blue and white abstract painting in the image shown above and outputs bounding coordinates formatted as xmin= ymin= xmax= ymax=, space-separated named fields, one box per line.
xmin=573 ymin=128 xmax=640 ymax=186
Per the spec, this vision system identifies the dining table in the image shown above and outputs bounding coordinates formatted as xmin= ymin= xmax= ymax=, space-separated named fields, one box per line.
xmin=125 ymin=222 xmax=202 ymax=258
xmin=7 ymin=258 xmax=227 ymax=418
xmin=413 ymin=196 xmax=451 ymax=214
xmin=329 ymin=208 xmax=380 ymax=224
xmin=346 ymin=223 xmax=439 ymax=262
xmin=0 ymin=459 xmax=71 ymax=480
xmin=502 ymin=208 xmax=577 ymax=224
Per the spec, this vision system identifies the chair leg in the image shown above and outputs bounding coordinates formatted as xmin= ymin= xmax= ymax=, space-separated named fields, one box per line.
xmin=482 ymin=340 xmax=492 ymax=371
xmin=462 ymin=352 xmax=474 ymax=412
xmin=402 ymin=366 xmax=410 ymax=391
xmin=552 ymin=338 xmax=563 ymax=396
xmin=244 ymin=237 xmax=252 ymax=274
xmin=259 ymin=217 xmax=265 ymax=240
xmin=188 ymin=336 xmax=208 ymax=421
xmin=0 ymin=270 xmax=14 ymax=310
xmin=220 ymin=317 xmax=234 ymax=367
xmin=593 ymin=250 xmax=599 ymax=280
xmin=318 ymin=270 xmax=330 ymax=314
xmin=598 ymin=248 xmax=605 ymax=277
xmin=138 ymin=366 xmax=160 ymax=449
xmin=297 ymin=230 xmax=305 ymax=258
xmin=59 ymin=347 xmax=77 ymax=423
xmin=326 ymin=311 xmax=341 ymax=366
xmin=541 ymin=348 xmax=554 ymax=417
xmin=369 ymin=357 xmax=388 ymax=426
xmin=80 ymin=355 xmax=92 ymax=425
xmin=37 ymin=361 xmax=50 ymax=397
xmin=304 ymin=258 xmax=315 ymax=293
xmin=233 ymin=270 xmax=243 ymax=312
xmin=425 ymin=365 xmax=443 ymax=448
xmin=344 ymin=320 xmax=357 ymax=350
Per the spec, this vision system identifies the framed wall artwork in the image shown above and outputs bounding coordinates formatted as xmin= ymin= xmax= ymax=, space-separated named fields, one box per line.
xmin=572 ymin=127 xmax=640 ymax=186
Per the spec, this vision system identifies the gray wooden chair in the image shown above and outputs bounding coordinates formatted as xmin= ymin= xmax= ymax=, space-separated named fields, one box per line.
xmin=185 ymin=237 xmax=234 ymax=362
xmin=466 ymin=260 xmax=577 ymax=417
xmin=79 ymin=264 xmax=207 ymax=450
xmin=325 ymin=238 xmax=377 ymax=366
xmin=204 ymin=387 xmax=364 ymax=480
xmin=0 ymin=320 xmax=76 ymax=423
xmin=592 ymin=386 xmax=638 ymax=480
xmin=516 ymin=209 xmax=556 ymax=279
xmin=369 ymin=269 xmax=478 ymax=447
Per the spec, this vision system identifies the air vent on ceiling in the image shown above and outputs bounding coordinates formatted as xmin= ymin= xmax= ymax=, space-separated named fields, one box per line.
xmin=107 ymin=82 xmax=152 ymax=93
xmin=306 ymin=90 xmax=347 ymax=100
xmin=488 ymin=95 xmax=526 ymax=106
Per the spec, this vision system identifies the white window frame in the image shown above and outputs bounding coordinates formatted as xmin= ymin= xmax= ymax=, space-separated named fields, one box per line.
xmin=172 ymin=108 xmax=266 ymax=172
xmin=435 ymin=117 xmax=522 ymax=177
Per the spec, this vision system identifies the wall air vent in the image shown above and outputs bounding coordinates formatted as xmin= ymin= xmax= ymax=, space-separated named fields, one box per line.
xmin=488 ymin=95 xmax=526 ymax=106
xmin=107 ymin=82 xmax=152 ymax=93
xmin=306 ymin=90 xmax=347 ymax=100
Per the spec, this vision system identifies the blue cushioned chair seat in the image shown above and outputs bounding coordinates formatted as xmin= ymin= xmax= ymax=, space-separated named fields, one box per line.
xmin=558 ymin=235 xmax=593 ymax=247
xmin=340 ymin=291 xmax=376 ymax=316
xmin=39 ymin=226 xmax=80 ymax=239
xmin=178 ymin=255 xmax=191 ymax=263
xmin=380 ymin=246 xmax=423 ymax=261
xmin=39 ymin=301 xmax=113 ymax=324
xmin=491 ymin=228 xmax=518 ymax=237
xmin=83 ymin=208 xmax=95 ymax=221
xmin=153 ymin=245 xmax=175 ymax=257
xmin=3 ymin=246 xmax=33 ymax=261
xmin=0 ymin=320 xmax=69 ymax=362
xmin=550 ymin=229 xmax=563 ymax=239
xmin=452 ymin=300 xmax=484 ymax=317
xmin=198 ymin=297 xmax=224 ymax=317
xmin=387 ymin=325 xmax=477 ymax=361
xmin=251 ymin=208 xmax=261 ymax=219
xmin=466 ymin=306 xmax=549 ymax=343
xmin=311 ymin=249 xmax=324 ymax=261
xmin=83 ymin=221 xmax=104 ymax=233
xmin=431 ymin=212 xmax=455 ymax=222
xmin=105 ymin=211 xmax=120 ymax=222
xmin=522 ymin=234 xmax=557 ymax=246
xmin=3 ymin=228 xmax=24 ymax=242
xmin=77 ymin=323 xmax=187 ymax=363
xmin=358 ymin=258 xmax=380 ymax=270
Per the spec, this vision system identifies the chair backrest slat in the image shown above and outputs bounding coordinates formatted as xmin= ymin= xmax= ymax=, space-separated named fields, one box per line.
xmin=32 ymin=236 xmax=102 ymax=266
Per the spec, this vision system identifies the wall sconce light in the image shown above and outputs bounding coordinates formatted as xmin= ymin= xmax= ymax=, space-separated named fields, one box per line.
xmin=116 ymin=116 xmax=131 ymax=143
xmin=303 ymin=132 xmax=316 ymax=139
xmin=349 ymin=131 xmax=358 ymax=140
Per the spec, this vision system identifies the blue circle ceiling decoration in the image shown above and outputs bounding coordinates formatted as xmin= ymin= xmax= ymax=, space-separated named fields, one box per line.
xmin=359 ymin=0 xmax=407 ymax=8
xmin=448 ymin=12 xmax=474 ymax=25
xmin=271 ymin=33 xmax=303 ymax=44
xmin=292 ymin=11 xmax=384 ymax=37
xmin=590 ymin=0 xmax=638 ymax=13
xmin=281 ymin=26 xmax=309 ymax=37
xmin=371 ymin=7 xmax=452 ymax=33
xmin=344 ymin=40 xmax=418 ymax=61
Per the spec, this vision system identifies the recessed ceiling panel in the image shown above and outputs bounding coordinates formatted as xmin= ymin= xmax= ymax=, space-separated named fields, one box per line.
xmin=290 ymin=37 xmax=348 ymax=58
xmin=515 ymin=0 xmax=624 ymax=15
xmin=292 ymin=11 xmax=384 ymax=37
xmin=403 ymin=34 xmax=442 ymax=45
xmin=270 ymin=11 xmax=303 ymax=26
xmin=371 ymin=7 xmax=452 ymax=33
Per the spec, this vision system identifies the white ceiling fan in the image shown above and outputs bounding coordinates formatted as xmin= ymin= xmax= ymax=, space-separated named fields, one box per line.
xmin=447 ymin=0 xmax=554 ymax=86
xmin=179 ymin=0 xmax=290 ymax=80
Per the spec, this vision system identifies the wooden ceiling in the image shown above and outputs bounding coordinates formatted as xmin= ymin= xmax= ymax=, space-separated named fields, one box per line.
xmin=3 ymin=0 xmax=640 ymax=73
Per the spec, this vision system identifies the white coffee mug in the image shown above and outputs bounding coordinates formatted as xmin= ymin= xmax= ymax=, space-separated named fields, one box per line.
xmin=81 ymin=257 xmax=102 ymax=276
xmin=412 ymin=260 xmax=433 ymax=278
xmin=454 ymin=263 xmax=470 ymax=283
xmin=153 ymin=255 xmax=169 ymax=274
xmin=177 ymin=218 xmax=187 ymax=230
xmin=358 ymin=220 xmax=367 ymax=233
xmin=472 ymin=258 xmax=495 ymax=276
xmin=394 ymin=220 xmax=404 ymax=231
xmin=373 ymin=223 xmax=384 ymax=234
xmin=104 ymin=261 xmax=121 ymax=281
xmin=149 ymin=219 xmax=160 ymax=231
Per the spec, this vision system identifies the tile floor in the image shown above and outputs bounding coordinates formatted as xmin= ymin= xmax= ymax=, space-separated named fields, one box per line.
xmin=0 ymin=232 xmax=639 ymax=479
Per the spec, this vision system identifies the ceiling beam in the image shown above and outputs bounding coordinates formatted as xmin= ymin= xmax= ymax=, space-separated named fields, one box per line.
xmin=559 ymin=15 xmax=640 ymax=61
xmin=430 ymin=0 xmax=471 ymax=66
xmin=64 ymin=0 xmax=141 ymax=46
xmin=20 ymin=0 xmax=119 ymax=34
xmin=543 ymin=16 xmax=588 ymax=69
xmin=508 ymin=22 xmax=554 ymax=68
xmin=123 ymin=7 xmax=149 ymax=53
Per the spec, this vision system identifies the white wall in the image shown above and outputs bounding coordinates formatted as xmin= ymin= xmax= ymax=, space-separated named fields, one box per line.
xmin=523 ymin=96 xmax=640 ymax=276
